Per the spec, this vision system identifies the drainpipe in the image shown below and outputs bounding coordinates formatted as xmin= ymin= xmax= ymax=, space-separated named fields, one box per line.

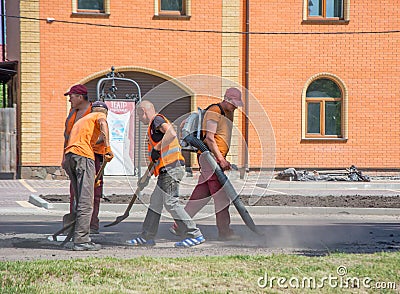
xmin=1 ymin=0 xmax=5 ymax=61
xmin=244 ymin=0 xmax=250 ymax=173
xmin=1 ymin=0 xmax=6 ymax=107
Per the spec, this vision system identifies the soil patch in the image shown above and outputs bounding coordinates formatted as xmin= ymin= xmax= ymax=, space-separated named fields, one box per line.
xmin=41 ymin=194 xmax=400 ymax=208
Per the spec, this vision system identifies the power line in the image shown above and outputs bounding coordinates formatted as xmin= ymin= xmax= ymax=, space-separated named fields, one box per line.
xmin=6 ymin=14 xmax=400 ymax=35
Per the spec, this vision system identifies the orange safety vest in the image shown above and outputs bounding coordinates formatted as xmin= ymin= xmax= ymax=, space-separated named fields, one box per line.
xmin=64 ymin=104 xmax=106 ymax=154
xmin=147 ymin=114 xmax=185 ymax=176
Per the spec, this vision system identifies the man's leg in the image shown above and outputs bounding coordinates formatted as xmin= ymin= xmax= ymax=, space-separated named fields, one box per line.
xmin=65 ymin=154 xmax=78 ymax=212
xmin=207 ymin=173 xmax=234 ymax=238
xmin=169 ymin=171 xmax=211 ymax=235
xmin=161 ymin=167 xmax=202 ymax=238
xmin=63 ymin=154 xmax=79 ymax=238
xmin=183 ymin=174 xmax=212 ymax=218
xmin=69 ymin=182 xmax=75 ymax=213
xmin=73 ymin=155 xmax=96 ymax=244
xmin=139 ymin=179 xmax=165 ymax=240
xmin=90 ymin=153 xmax=103 ymax=232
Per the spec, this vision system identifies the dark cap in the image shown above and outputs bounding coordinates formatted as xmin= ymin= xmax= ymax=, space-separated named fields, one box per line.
xmin=64 ymin=84 xmax=88 ymax=96
xmin=92 ymin=100 xmax=108 ymax=110
xmin=224 ymin=87 xmax=243 ymax=107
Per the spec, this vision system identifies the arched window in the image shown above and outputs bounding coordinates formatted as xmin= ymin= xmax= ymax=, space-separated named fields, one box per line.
xmin=303 ymin=75 xmax=347 ymax=139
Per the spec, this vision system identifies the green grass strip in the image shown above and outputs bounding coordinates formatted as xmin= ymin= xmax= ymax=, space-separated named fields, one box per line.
xmin=1 ymin=252 xmax=399 ymax=293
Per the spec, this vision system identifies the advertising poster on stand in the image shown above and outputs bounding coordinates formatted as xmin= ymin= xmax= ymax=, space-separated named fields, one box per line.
xmin=104 ymin=100 xmax=135 ymax=175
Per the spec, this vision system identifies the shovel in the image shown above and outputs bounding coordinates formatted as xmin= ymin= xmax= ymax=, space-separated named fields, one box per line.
xmin=51 ymin=160 xmax=108 ymax=243
xmin=49 ymin=213 xmax=75 ymax=242
xmin=94 ymin=160 xmax=107 ymax=188
xmin=104 ymin=162 xmax=154 ymax=227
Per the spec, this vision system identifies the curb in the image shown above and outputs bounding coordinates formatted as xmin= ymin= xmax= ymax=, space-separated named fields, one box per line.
xmin=262 ymin=181 xmax=400 ymax=190
xmin=28 ymin=194 xmax=400 ymax=216
xmin=29 ymin=194 xmax=54 ymax=210
xmin=252 ymin=206 xmax=400 ymax=216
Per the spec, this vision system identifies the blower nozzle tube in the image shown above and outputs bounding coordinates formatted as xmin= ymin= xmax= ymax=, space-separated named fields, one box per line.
xmin=183 ymin=135 xmax=263 ymax=235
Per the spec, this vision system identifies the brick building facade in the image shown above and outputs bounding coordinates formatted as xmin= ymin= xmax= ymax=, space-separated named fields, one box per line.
xmin=5 ymin=0 xmax=400 ymax=178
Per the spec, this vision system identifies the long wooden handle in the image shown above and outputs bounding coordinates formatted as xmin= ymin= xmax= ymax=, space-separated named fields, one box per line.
xmin=124 ymin=161 xmax=155 ymax=212
xmin=94 ymin=160 xmax=107 ymax=185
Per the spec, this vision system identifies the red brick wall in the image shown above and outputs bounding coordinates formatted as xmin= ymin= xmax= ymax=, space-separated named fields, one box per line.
xmin=39 ymin=1 xmax=223 ymax=165
xmin=248 ymin=0 xmax=400 ymax=169
xmin=37 ymin=1 xmax=400 ymax=169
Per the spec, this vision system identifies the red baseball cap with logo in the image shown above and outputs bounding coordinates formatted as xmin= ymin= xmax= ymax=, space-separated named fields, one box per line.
xmin=64 ymin=84 xmax=88 ymax=96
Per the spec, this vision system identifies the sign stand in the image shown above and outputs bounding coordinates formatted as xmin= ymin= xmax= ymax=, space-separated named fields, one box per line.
xmin=96 ymin=66 xmax=142 ymax=178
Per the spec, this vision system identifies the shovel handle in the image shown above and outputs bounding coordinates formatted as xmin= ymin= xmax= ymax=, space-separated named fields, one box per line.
xmin=52 ymin=221 xmax=75 ymax=240
xmin=94 ymin=160 xmax=107 ymax=184
xmin=124 ymin=161 xmax=155 ymax=213
xmin=103 ymin=162 xmax=154 ymax=227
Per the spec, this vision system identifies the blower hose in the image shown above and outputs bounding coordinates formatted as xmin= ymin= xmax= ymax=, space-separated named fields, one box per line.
xmin=183 ymin=135 xmax=263 ymax=235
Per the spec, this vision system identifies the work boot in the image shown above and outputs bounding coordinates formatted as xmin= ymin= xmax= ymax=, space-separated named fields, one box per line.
xmin=73 ymin=242 xmax=101 ymax=251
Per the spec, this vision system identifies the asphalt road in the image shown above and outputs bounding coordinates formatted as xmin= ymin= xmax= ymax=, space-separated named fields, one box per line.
xmin=1 ymin=176 xmax=400 ymax=261
xmin=0 ymin=209 xmax=399 ymax=261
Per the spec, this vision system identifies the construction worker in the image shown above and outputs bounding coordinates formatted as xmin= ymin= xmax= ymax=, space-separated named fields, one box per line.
xmin=63 ymin=84 xmax=105 ymax=234
xmin=170 ymin=87 xmax=244 ymax=240
xmin=126 ymin=100 xmax=205 ymax=248
xmin=63 ymin=100 xmax=113 ymax=251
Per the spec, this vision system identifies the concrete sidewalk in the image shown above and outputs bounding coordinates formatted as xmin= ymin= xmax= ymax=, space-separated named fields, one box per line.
xmin=9 ymin=170 xmax=400 ymax=198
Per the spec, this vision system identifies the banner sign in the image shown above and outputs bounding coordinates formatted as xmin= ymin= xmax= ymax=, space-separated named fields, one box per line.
xmin=104 ymin=100 xmax=135 ymax=175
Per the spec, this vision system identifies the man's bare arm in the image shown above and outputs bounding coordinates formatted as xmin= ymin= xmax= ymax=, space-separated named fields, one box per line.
xmin=98 ymin=118 xmax=113 ymax=163
xmin=203 ymin=120 xmax=231 ymax=171
xmin=98 ymin=118 xmax=110 ymax=148
xmin=62 ymin=136 xmax=69 ymax=168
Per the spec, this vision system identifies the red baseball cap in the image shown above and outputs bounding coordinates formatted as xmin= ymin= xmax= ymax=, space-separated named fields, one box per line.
xmin=64 ymin=84 xmax=88 ymax=96
xmin=224 ymin=87 xmax=243 ymax=107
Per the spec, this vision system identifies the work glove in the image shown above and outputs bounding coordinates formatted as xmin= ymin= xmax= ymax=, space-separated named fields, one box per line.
xmin=217 ymin=157 xmax=231 ymax=171
xmin=104 ymin=146 xmax=114 ymax=162
xmin=150 ymin=148 xmax=161 ymax=162
xmin=94 ymin=179 xmax=102 ymax=188
xmin=137 ymin=174 xmax=150 ymax=190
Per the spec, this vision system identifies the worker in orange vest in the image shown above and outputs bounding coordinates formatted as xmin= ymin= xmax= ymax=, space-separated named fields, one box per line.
xmin=126 ymin=100 xmax=205 ymax=248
